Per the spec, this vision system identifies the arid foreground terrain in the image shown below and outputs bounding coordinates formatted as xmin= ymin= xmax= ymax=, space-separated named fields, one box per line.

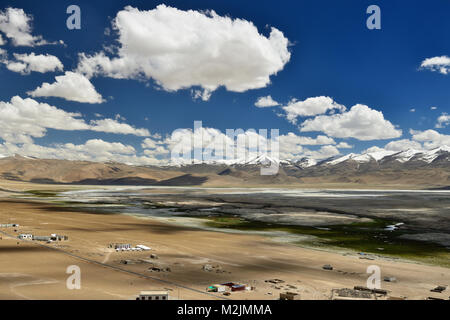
xmin=0 ymin=181 xmax=449 ymax=300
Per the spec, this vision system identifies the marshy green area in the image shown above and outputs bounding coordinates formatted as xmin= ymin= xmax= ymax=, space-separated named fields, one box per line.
xmin=21 ymin=189 xmax=450 ymax=268
xmin=25 ymin=190 xmax=60 ymax=198
xmin=197 ymin=215 xmax=450 ymax=267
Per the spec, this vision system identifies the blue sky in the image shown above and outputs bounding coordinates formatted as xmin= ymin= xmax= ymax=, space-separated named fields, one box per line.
xmin=0 ymin=0 xmax=449 ymax=164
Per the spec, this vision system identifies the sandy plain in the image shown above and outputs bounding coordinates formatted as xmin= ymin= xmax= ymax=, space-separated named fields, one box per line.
xmin=1 ymin=189 xmax=449 ymax=300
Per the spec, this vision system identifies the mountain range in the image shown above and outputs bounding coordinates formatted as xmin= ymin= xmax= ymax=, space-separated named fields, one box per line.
xmin=0 ymin=146 xmax=449 ymax=189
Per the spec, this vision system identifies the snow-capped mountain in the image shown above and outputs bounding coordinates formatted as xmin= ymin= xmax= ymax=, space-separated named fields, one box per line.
xmin=291 ymin=157 xmax=318 ymax=168
xmin=324 ymin=153 xmax=361 ymax=165
xmin=2 ymin=147 xmax=449 ymax=187
xmin=168 ymin=146 xmax=450 ymax=169
xmin=411 ymin=146 xmax=450 ymax=163
xmin=320 ymin=146 xmax=450 ymax=167
xmin=388 ymin=149 xmax=423 ymax=163
xmin=242 ymin=154 xmax=280 ymax=166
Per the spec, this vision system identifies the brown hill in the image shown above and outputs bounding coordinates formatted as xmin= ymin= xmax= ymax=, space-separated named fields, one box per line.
xmin=0 ymin=154 xmax=449 ymax=188
xmin=0 ymin=155 xmax=180 ymax=185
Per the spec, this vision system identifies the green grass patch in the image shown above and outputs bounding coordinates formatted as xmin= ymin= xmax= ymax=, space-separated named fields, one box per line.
xmin=25 ymin=190 xmax=59 ymax=197
xmin=196 ymin=215 xmax=450 ymax=267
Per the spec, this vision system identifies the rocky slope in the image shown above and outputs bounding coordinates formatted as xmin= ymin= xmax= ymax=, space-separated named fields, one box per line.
xmin=0 ymin=147 xmax=449 ymax=188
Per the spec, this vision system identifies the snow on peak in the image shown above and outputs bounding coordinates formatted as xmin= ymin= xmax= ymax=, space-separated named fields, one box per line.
xmin=391 ymin=149 xmax=423 ymax=163
xmin=428 ymin=145 xmax=450 ymax=154
xmin=416 ymin=146 xmax=450 ymax=163
xmin=364 ymin=150 xmax=396 ymax=161
xmin=294 ymin=158 xmax=317 ymax=168
xmin=244 ymin=154 xmax=279 ymax=165
xmin=325 ymin=153 xmax=358 ymax=165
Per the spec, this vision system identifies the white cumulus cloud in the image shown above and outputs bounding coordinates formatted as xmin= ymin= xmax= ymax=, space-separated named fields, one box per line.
xmin=90 ymin=118 xmax=150 ymax=137
xmin=0 ymin=139 xmax=166 ymax=165
xmin=278 ymin=133 xmax=335 ymax=146
xmin=336 ymin=142 xmax=353 ymax=149
xmin=410 ymin=129 xmax=450 ymax=149
xmin=0 ymin=96 xmax=150 ymax=144
xmin=384 ymin=139 xmax=423 ymax=151
xmin=255 ymin=95 xmax=280 ymax=107
xmin=277 ymin=133 xmax=337 ymax=160
xmin=436 ymin=113 xmax=450 ymax=128
xmin=0 ymin=7 xmax=59 ymax=46
xmin=141 ymin=137 xmax=159 ymax=149
xmin=282 ymin=96 xmax=346 ymax=124
xmin=64 ymin=139 xmax=136 ymax=156
xmin=420 ymin=55 xmax=450 ymax=75
xmin=0 ymin=96 xmax=89 ymax=143
xmin=27 ymin=71 xmax=104 ymax=104
xmin=300 ymin=104 xmax=402 ymax=141
xmin=3 ymin=52 xmax=63 ymax=74
xmin=76 ymin=5 xmax=291 ymax=100
xmin=303 ymin=145 xmax=341 ymax=160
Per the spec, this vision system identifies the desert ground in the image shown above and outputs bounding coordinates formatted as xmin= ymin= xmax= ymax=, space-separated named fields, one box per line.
xmin=0 ymin=180 xmax=449 ymax=300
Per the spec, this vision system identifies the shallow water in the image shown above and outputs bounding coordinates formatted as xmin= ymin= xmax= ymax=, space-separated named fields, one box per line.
xmin=20 ymin=186 xmax=450 ymax=265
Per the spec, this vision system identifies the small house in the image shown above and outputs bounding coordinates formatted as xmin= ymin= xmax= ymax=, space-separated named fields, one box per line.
xmin=280 ymin=292 xmax=300 ymax=300
xmin=431 ymin=286 xmax=447 ymax=293
xmin=207 ymin=284 xmax=227 ymax=293
xmin=231 ymin=284 xmax=246 ymax=292
xmin=18 ymin=234 xmax=33 ymax=240
xmin=265 ymin=279 xmax=285 ymax=284
xmin=221 ymin=282 xmax=246 ymax=292
xmin=50 ymin=234 xmax=68 ymax=241
xmin=1 ymin=223 xmax=19 ymax=228
xmin=136 ymin=245 xmax=151 ymax=251
xmin=384 ymin=276 xmax=397 ymax=282
xmin=33 ymin=235 xmax=51 ymax=241
xmin=137 ymin=290 xmax=169 ymax=301
xmin=114 ymin=243 xmax=131 ymax=251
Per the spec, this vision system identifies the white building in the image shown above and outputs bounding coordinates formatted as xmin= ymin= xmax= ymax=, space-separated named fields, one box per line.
xmin=18 ymin=234 xmax=33 ymax=240
xmin=137 ymin=291 xmax=169 ymax=301
xmin=136 ymin=245 xmax=151 ymax=251
xmin=114 ymin=243 xmax=131 ymax=251
xmin=50 ymin=234 xmax=68 ymax=241
xmin=33 ymin=235 xmax=51 ymax=241
xmin=1 ymin=224 xmax=19 ymax=228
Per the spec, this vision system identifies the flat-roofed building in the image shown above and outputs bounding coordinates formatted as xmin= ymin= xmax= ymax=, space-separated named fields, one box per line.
xmin=33 ymin=235 xmax=51 ymax=241
xmin=1 ymin=223 xmax=19 ymax=228
xmin=112 ymin=243 xmax=131 ymax=251
xmin=280 ymin=292 xmax=300 ymax=300
xmin=207 ymin=284 xmax=227 ymax=293
xmin=18 ymin=234 xmax=33 ymax=240
xmin=50 ymin=234 xmax=68 ymax=241
xmin=137 ymin=291 xmax=169 ymax=300
xmin=136 ymin=244 xmax=151 ymax=251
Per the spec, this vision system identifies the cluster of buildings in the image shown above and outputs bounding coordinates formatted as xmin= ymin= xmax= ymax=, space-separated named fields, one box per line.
xmin=0 ymin=223 xmax=19 ymax=228
xmin=109 ymin=243 xmax=151 ymax=252
xmin=2 ymin=222 xmax=68 ymax=244
xmin=331 ymin=286 xmax=389 ymax=300
xmin=207 ymin=282 xmax=253 ymax=294
xmin=18 ymin=233 xmax=68 ymax=242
